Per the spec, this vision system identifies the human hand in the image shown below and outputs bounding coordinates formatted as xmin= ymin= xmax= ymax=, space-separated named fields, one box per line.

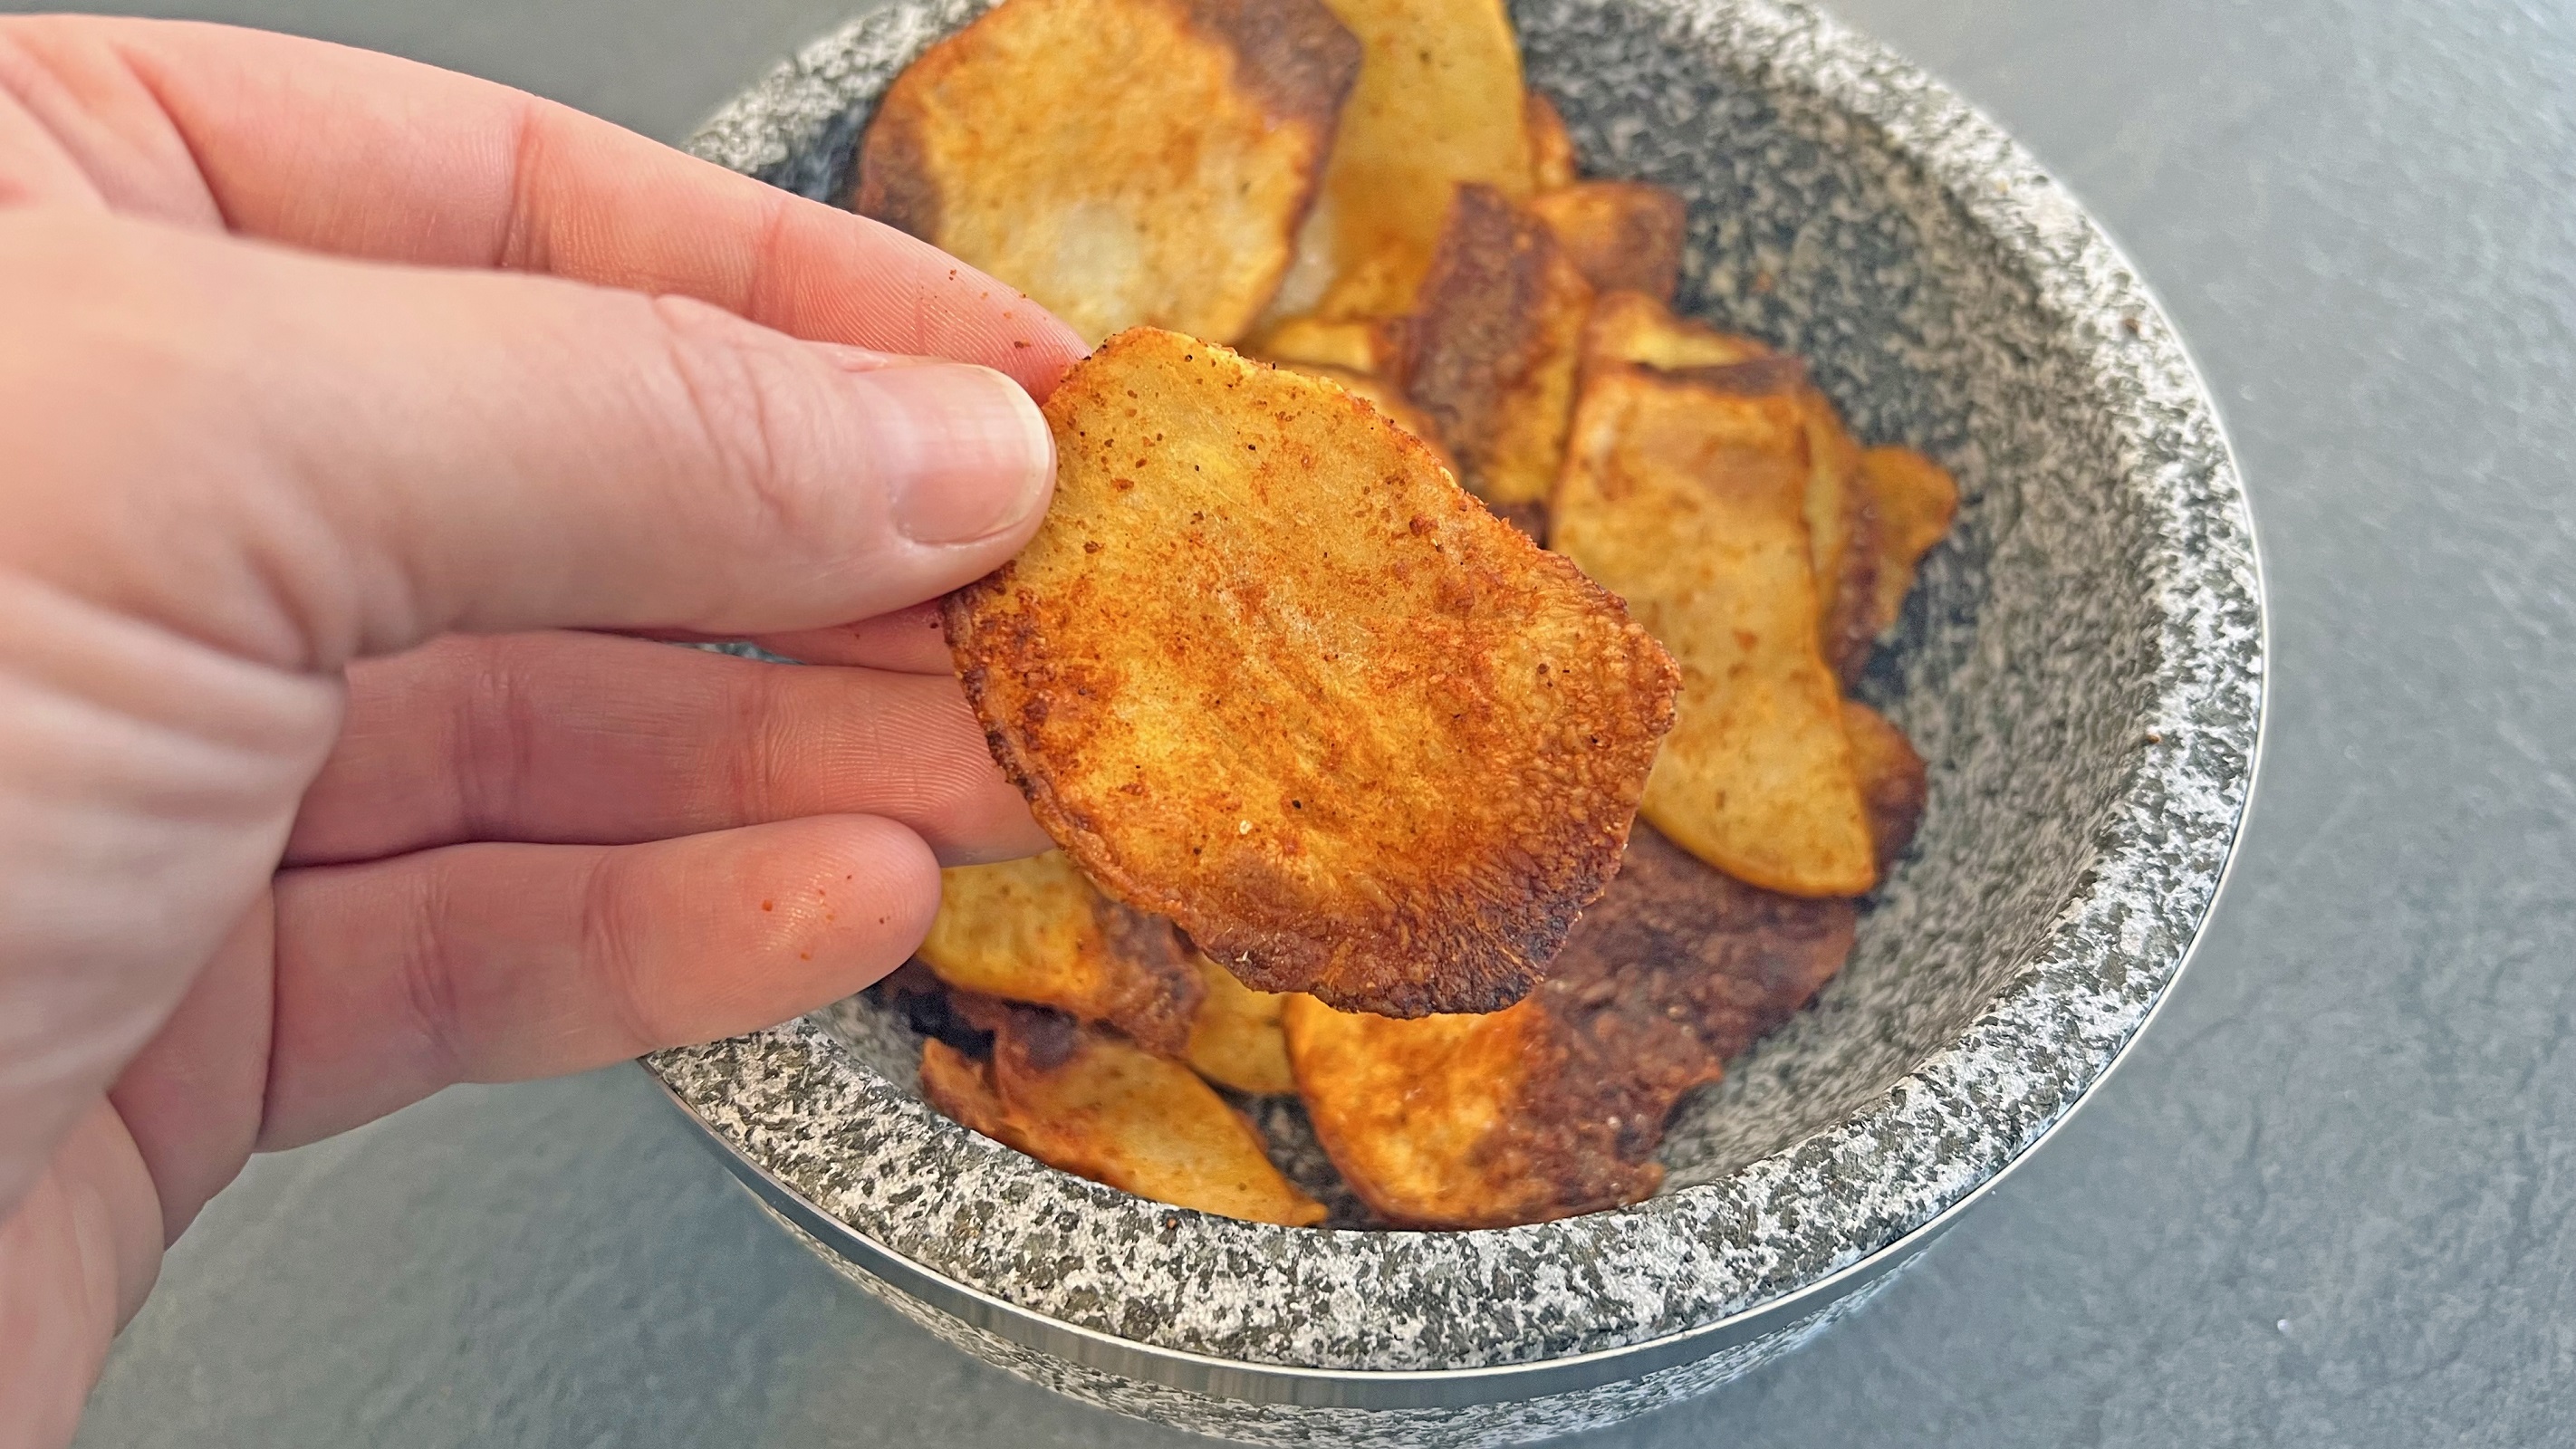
xmin=0 ymin=17 xmax=1086 ymax=1444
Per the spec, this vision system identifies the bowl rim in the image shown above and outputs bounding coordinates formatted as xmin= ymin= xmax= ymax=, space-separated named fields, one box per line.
xmin=649 ymin=0 xmax=2267 ymax=1396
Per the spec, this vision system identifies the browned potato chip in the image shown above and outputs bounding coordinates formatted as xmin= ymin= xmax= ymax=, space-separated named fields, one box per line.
xmin=1185 ymin=957 xmax=1299 ymax=1095
xmin=1580 ymin=293 xmax=1867 ymax=692
xmin=1842 ymin=699 xmax=1928 ymax=875
xmin=1404 ymin=184 xmax=1595 ymax=520
xmin=1524 ymin=88 xmax=1578 ymax=190
xmin=1267 ymin=360 xmax=1463 ymax=479
xmin=852 ymin=0 xmax=1360 ymax=344
xmin=1551 ymin=356 xmax=1877 ymax=897
xmin=947 ymin=328 xmax=1680 ymax=1016
xmin=917 ymin=850 xmax=1203 ymax=1055
xmin=1527 ymin=183 xmax=1687 ymax=302
xmin=1827 ymin=446 xmax=1961 ymax=681
xmin=1283 ymin=825 xmax=1859 ymax=1227
xmin=1262 ymin=0 xmax=1533 ymax=321
xmin=1249 ymin=314 xmax=1411 ymax=377
xmin=923 ymin=1003 xmax=1324 ymax=1225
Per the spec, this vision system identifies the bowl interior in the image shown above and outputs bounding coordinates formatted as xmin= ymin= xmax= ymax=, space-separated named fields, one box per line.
xmin=657 ymin=0 xmax=2258 ymax=1373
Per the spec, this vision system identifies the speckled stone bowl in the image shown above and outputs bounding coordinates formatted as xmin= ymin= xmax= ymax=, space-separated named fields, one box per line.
xmin=646 ymin=0 xmax=2264 ymax=1442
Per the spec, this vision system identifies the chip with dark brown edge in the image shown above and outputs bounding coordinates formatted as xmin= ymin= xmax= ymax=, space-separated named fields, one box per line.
xmin=915 ymin=849 xmax=1204 ymax=1056
xmin=1283 ymin=710 xmax=1928 ymax=1229
xmin=1528 ymin=182 xmax=1688 ymax=302
xmin=1403 ymin=183 xmax=1595 ymax=523
xmin=852 ymin=0 xmax=1360 ymax=344
xmin=1258 ymin=0 xmax=1533 ymax=322
xmin=923 ymin=996 xmax=1325 ymax=1226
xmin=947 ymin=327 xmax=1680 ymax=1018
xmin=1842 ymin=698 xmax=1929 ymax=875
xmin=1282 ymin=827 xmax=1853 ymax=1227
xmin=1829 ymin=446 xmax=1961 ymax=682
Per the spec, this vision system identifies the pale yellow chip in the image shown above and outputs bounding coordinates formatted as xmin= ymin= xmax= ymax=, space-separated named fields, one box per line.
xmin=1260 ymin=0 xmax=1533 ymax=322
xmin=923 ymin=1005 xmax=1324 ymax=1226
xmin=917 ymin=850 xmax=1203 ymax=1055
xmin=852 ymin=0 xmax=1360 ymax=344
xmin=1551 ymin=359 xmax=1876 ymax=897
xmin=947 ymin=328 xmax=1679 ymax=1016
xmin=1184 ymin=958 xmax=1299 ymax=1095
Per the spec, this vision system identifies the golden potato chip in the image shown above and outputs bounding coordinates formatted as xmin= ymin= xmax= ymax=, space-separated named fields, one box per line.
xmin=917 ymin=849 xmax=1203 ymax=1055
xmin=947 ymin=328 xmax=1680 ymax=1016
xmin=1403 ymin=184 xmax=1594 ymax=520
xmin=1551 ymin=356 xmax=1877 ymax=897
xmin=1842 ymin=699 xmax=1928 ymax=876
xmin=1266 ymin=360 xmax=1463 ymax=480
xmin=1579 ymin=292 xmax=1870 ymax=686
xmin=1261 ymin=0 xmax=1533 ymax=321
xmin=1247 ymin=314 xmax=1410 ymax=377
xmin=1581 ymin=289 xmax=1765 ymax=372
xmin=1184 ymin=957 xmax=1299 ymax=1095
xmin=923 ymin=1002 xmax=1324 ymax=1225
xmin=1524 ymin=88 xmax=1578 ymax=190
xmin=1283 ymin=825 xmax=1860 ymax=1227
xmin=1527 ymin=183 xmax=1687 ymax=302
xmin=1827 ymin=446 xmax=1960 ymax=681
xmin=852 ymin=0 xmax=1360 ymax=344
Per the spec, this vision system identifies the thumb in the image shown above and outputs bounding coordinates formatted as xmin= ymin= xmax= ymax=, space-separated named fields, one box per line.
xmin=0 ymin=207 xmax=1060 ymax=670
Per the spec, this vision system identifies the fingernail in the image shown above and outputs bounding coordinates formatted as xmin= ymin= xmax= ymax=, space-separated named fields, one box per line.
xmin=853 ymin=364 xmax=1055 ymax=545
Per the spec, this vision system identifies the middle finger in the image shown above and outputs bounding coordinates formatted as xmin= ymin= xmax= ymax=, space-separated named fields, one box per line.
xmin=285 ymin=630 xmax=1043 ymax=867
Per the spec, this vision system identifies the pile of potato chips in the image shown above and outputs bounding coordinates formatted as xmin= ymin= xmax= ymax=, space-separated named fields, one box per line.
xmin=851 ymin=0 xmax=1957 ymax=1229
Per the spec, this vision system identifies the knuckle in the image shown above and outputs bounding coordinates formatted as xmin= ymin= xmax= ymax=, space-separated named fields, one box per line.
xmin=576 ymin=849 xmax=682 ymax=1052
xmin=648 ymin=293 xmax=840 ymax=544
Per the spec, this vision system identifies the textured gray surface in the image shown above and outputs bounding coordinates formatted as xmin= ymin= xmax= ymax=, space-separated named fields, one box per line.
xmin=38 ymin=0 xmax=2576 ymax=1444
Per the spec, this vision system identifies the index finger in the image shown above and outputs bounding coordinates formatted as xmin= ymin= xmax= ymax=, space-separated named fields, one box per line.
xmin=0 ymin=15 xmax=1083 ymax=394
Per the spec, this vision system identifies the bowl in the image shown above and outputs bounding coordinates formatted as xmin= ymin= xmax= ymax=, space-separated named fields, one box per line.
xmin=646 ymin=0 xmax=2264 ymax=1442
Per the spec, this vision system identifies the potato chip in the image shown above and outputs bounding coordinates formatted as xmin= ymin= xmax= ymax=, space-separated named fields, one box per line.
xmin=1551 ymin=355 xmax=1877 ymax=897
xmin=923 ymin=1001 xmax=1325 ymax=1225
xmin=1185 ymin=957 xmax=1300 ymax=1095
xmin=1403 ymin=184 xmax=1594 ymax=521
xmin=1283 ymin=824 xmax=1861 ymax=1227
xmin=1523 ymin=88 xmax=1578 ymax=190
xmin=1579 ymin=292 xmax=1862 ymax=634
xmin=1842 ymin=699 xmax=1928 ymax=876
xmin=917 ymin=849 xmax=1203 ymax=1055
xmin=852 ymin=0 xmax=1360 ymax=344
xmin=1827 ymin=446 xmax=1960 ymax=681
xmin=1581 ymin=289 xmax=1765 ymax=372
xmin=1261 ymin=0 xmax=1533 ymax=321
xmin=1265 ymin=360 xmax=1463 ymax=480
xmin=1527 ymin=182 xmax=1687 ymax=302
xmin=1251 ymin=314 xmax=1412 ymax=377
xmin=947 ymin=328 xmax=1680 ymax=1016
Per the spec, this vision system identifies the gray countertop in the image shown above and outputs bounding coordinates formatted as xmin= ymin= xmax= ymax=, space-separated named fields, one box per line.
xmin=30 ymin=0 xmax=2576 ymax=1444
